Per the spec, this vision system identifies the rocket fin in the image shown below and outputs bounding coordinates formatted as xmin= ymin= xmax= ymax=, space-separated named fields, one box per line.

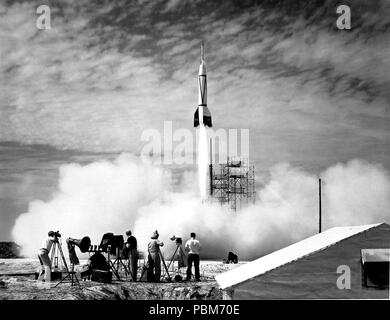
xmin=203 ymin=106 xmax=212 ymax=127
xmin=194 ymin=108 xmax=199 ymax=127
xmin=194 ymin=107 xmax=212 ymax=128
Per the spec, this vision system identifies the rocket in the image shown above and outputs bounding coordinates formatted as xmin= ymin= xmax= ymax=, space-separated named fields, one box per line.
xmin=194 ymin=40 xmax=212 ymax=128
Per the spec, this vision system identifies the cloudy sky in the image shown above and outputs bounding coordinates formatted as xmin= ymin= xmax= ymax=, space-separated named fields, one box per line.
xmin=0 ymin=0 xmax=389 ymax=239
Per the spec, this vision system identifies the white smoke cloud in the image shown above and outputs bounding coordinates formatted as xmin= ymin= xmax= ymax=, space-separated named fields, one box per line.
xmin=12 ymin=155 xmax=390 ymax=260
xmin=322 ymin=159 xmax=390 ymax=227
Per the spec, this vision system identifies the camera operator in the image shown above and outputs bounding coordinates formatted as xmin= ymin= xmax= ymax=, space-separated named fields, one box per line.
xmin=37 ymin=230 xmax=58 ymax=282
xmin=147 ymin=230 xmax=164 ymax=282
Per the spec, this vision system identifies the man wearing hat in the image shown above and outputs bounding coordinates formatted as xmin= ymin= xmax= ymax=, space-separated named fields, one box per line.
xmin=37 ymin=231 xmax=57 ymax=282
xmin=124 ymin=230 xmax=138 ymax=281
xmin=147 ymin=230 xmax=164 ymax=282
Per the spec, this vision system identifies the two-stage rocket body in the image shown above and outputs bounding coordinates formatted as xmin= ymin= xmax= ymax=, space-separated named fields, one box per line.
xmin=194 ymin=41 xmax=212 ymax=128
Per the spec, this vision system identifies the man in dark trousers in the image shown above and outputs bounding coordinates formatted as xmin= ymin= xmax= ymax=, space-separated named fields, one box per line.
xmin=185 ymin=232 xmax=201 ymax=281
xmin=125 ymin=230 xmax=138 ymax=281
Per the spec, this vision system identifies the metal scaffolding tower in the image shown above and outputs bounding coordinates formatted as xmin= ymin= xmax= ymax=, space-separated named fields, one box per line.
xmin=209 ymin=157 xmax=256 ymax=211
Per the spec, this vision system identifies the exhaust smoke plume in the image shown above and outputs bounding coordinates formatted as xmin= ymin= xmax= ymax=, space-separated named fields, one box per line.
xmin=12 ymin=155 xmax=390 ymax=260
xmin=197 ymin=126 xmax=208 ymax=200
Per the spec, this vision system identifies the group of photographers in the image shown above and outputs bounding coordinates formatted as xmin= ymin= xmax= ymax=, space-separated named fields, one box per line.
xmin=38 ymin=229 xmax=201 ymax=283
xmin=123 ymin=229 xmax=202 ymax=282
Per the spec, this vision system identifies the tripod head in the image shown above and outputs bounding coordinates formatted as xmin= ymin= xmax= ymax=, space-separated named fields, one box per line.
xmin=170 ymin=235 xmax=182 ymax=245
xmin=49 ymin=230 xmax=61 ymax=243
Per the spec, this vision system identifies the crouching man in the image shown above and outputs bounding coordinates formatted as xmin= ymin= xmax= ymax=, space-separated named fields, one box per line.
xmin=37 ymin=231 xmax=57 ymax=282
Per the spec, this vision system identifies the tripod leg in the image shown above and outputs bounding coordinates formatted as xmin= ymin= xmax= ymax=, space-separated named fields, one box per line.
xmin=139 ymin=260 xmax=149 ymax=282
xmin=109 ymin=260 xmax=121 ymax=280
xmin=54 ymin=270 xmax=72 ymax=288
xmin=160 ymin=252 xmax=171 ymax=282
xmin=167 ymin=245 xmax=180 ymax=270
xmin=50 ymin=244 xmax=55 ymax=266
xmin=54 ymin=262 xmax=71 ymax=288
xmin=57 ymin=244 xmax=69 ymax=272
xmin=70 ymin=264 xmax=80 ymax=286
xmin=55 ymin=242 xmax=81 ymax=288
xmin=118 ymin=259 xmax=132 ymax=280
xmin=54 ymin=275 xmax=68 ymax=287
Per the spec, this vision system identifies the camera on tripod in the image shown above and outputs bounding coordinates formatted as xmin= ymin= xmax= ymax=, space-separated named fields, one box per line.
xmin=49 ymin=230 xmax=61 ymax=242
xmin=53 ymin=231 xmax=61 ymax=238
xmin=170 ymin=235 xmax=182 ymax=245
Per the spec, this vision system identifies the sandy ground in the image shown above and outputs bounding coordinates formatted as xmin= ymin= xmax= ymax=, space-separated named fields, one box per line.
xmin=0 ymin=259 xmax=244 ymax=300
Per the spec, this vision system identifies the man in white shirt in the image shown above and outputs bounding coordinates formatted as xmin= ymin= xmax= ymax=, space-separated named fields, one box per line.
xmin=37 ymin=231 xmax=56 ymax=282
xmin=184 ymin=232 xmax=201 ymax=281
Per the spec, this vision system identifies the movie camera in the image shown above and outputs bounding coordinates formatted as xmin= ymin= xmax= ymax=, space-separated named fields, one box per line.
xmin=49 ymin=230 xmax=62 ymax=242
xmin=170 ymin=235 xmax=182 ymax=245
xmin=166 ymin=235 xmax=186 ymax=275
xmin=89 ymin=233 xmax=128 ymax=281
xmin=53 ymin=231 xmax=61 ymax=238
xmin=99 ymin=233 xmax=124 ymax=255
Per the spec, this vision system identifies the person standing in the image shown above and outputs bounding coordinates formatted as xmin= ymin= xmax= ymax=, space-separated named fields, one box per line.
xmin=147 ymin=230 xmax=164 ymax=282
xmin=37 ymin=231 xmax=56 ymax=282
xmin=185 ymin=232 xmax=201 ymax=281
xmin=125 ymin=230 xmax=138 ymax=281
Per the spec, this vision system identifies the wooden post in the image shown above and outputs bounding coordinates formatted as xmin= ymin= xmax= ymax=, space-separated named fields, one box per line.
xmin=319 ymin=178 xmax=322 ymax=233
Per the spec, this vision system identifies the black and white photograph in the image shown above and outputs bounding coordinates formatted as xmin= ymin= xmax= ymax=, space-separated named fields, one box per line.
xmin=0 ymin=0 xmax=389 ymax=308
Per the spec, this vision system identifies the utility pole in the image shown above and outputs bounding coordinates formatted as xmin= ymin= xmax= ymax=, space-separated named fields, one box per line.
xmin=209 ymin=138 xmax=213 ymax=196
xmin=319 ymin=178 xmax=322 ymax=233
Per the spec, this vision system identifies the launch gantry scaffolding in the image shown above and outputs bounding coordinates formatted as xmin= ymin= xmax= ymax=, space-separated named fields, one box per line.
xmin=209 ymin=157 xmax=256 ymax=211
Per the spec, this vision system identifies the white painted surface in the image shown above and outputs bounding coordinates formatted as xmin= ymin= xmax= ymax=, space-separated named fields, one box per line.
xmin=215 ymin=223 xmax=381 ymax=289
